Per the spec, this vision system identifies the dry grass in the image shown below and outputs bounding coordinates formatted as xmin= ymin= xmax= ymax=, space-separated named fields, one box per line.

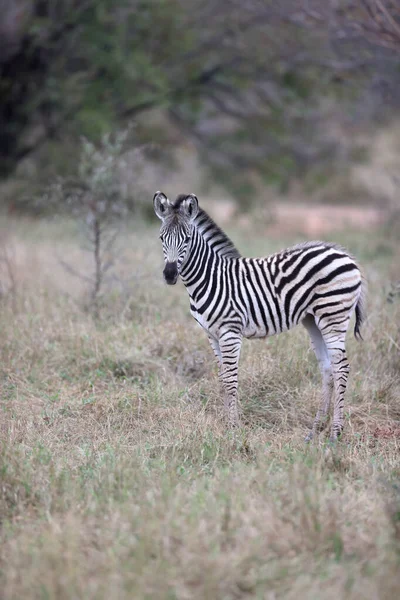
xmin=0 ymin=215 xmax=400 ymax=600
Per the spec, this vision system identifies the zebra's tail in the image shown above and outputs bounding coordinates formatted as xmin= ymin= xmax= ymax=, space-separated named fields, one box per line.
xmin=354 ymin=277 xmax=367 ymax=341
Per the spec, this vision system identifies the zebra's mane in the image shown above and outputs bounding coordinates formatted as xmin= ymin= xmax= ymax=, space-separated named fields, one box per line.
xmin=284 ymin=240 xmax=345 ymax=252
xmin=172 ymin=195 xmax=241 ymax=258
xmin=194 ymin=208 xmax=241 ymax=259
xmin=271 ymin=240 xmax=351 ymax=259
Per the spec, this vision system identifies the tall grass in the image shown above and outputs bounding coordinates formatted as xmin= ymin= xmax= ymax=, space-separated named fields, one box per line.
xmin=0 ymin=216 xmax=399 ymax=599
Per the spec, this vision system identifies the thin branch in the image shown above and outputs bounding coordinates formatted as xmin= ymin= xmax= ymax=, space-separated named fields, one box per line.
xmin=57 ymin=256 xmax=93 ymax=284
xmin=371 ymin=0 xmax=400 ymax=38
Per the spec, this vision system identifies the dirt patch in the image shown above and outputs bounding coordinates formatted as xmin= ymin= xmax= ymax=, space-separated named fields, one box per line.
xmin=200 ymin=198 xmax=386 ymax=237
xmin=373 ymin=425 xmax=400 ymax=440
xmin=268 ymin=203 xmax=386 ymax=237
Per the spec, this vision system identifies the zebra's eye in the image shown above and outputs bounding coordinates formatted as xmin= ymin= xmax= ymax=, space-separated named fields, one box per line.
xmin=184 ymin=236 xmax=190 ymax=243
xmin=159 ymin=234 xmax=164 ymax=242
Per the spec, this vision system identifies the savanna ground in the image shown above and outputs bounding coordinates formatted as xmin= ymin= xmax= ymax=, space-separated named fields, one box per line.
xmin=1 ymin=210 xmax=400 ymax=599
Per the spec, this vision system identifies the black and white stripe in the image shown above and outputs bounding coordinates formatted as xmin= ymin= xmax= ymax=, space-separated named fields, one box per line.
xmin=154 ymin=192 xmax=367 ymax=441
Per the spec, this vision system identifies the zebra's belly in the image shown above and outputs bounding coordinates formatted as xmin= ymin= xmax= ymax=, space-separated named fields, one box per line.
xmin=242 ymin=321 xmax=268 ymax=338
xmin=190 ymin=304 xmax=273 ymax=339
xmin=190 ymin=305 xmax=247 ymax=338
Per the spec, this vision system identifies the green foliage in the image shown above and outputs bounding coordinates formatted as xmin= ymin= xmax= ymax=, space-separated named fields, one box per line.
xmin=44 ymin=129 xmax=145 ymax=314
xmin=0 ymin=0 xmax=198 ymax=178
xmin=48 ymin=129 xmax=133 ymax=214
xmin=1 ymin=0 xmax=400 ymax=201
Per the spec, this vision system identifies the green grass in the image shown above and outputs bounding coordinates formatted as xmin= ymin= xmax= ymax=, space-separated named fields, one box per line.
xmin=0 ymin=216 xmax=400 ymax=599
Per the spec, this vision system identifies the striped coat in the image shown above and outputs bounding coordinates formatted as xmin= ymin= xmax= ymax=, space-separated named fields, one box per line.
xmin=154 ymin=192 xmax=366 ymax=441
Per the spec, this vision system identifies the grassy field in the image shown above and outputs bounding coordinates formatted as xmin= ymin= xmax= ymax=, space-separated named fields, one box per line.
xmin=0 ymin=214 xmax=400 ymax=599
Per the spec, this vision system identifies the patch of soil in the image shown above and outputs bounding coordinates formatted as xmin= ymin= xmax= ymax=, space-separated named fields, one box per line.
xmin=201 ymin=198 xmax=386 ymax=237
xmin=373 ymin=425 xmax=400 ymax=440
xmin=268 ymin=203 xmax=386 ymax=237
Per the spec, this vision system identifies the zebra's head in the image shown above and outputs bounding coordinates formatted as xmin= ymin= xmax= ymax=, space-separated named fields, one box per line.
xmin=153 ymin=191 xmax=199 ymax=285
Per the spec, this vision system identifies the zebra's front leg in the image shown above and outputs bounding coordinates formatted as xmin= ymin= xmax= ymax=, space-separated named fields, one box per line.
xmin=218 ymin=330 xmax=243 ymax=427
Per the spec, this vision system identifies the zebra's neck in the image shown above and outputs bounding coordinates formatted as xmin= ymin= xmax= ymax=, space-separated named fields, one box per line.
xmin=192 ymin=209 xmax=241 ymax=259
xmin=179 ymin=209 xmax=240 ymax=295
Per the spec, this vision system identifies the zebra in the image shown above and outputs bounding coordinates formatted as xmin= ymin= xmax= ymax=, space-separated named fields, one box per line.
xmin=153 ymin=191 xmax=366 ymax=441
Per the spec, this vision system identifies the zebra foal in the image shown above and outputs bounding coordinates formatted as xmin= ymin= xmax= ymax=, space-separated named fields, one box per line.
xmin=154 ymin=191 xmax=366 ymax=441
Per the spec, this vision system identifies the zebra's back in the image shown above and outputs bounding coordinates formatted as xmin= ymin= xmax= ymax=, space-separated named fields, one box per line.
xmin=237 ymin=241 xmax=364 ymax=339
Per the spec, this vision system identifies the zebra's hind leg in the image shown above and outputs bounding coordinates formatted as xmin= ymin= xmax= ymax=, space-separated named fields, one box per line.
xmin=302 ymin=314 xmax=333 ymax=442
xmin=218 ymin=330 xmax=243 ymax=427
xmin=208 ymin=335 xmax=222 ymax=377
xmin=322 ymin=320 xmax=351 ymax=442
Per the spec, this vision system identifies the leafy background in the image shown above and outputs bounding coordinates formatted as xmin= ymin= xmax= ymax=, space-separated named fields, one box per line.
xmin=1 ymin=0 xmax=400 ymax=208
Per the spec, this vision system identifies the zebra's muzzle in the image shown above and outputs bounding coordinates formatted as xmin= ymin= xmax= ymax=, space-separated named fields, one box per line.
xmin=163 ymin=261 xmax=178 ymax=285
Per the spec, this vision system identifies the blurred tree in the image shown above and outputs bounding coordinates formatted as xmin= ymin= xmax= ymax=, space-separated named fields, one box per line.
xmin=0 ymin=0 xmax=399 ymax=198
xmin=48 ymin=130 xmax=136 ymax=316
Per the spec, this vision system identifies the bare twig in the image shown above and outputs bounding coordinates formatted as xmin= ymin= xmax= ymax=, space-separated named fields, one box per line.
xmin=51 ymin=130 xmax=143 ymax=318
xmin=0 ymin=234 xmax=18 ymax=312
xmin=57 ymin=256 xmax=93 ymax=284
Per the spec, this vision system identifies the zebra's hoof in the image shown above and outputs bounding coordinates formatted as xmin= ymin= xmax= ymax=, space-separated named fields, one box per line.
xmin=305 ymin=431 xmax=313 ymax=443
xmin=329 ymin=431 xmax=343 ymax=444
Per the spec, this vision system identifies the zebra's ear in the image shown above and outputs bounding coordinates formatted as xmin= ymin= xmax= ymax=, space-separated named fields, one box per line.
xmin=181 ymin=194 xmax=199 ymax=221
xmin=153 ymin=191 xmax=172 ymax=220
